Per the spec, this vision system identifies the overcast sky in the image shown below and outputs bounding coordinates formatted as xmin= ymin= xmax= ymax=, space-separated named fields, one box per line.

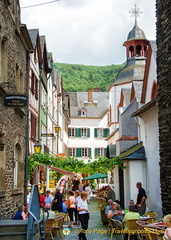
xmin=20 ymin=0 xmax=156 ymax=66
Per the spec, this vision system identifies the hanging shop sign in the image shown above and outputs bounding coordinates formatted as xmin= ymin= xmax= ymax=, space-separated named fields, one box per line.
xmin=4 ymin=95 xmax=27 ymax=107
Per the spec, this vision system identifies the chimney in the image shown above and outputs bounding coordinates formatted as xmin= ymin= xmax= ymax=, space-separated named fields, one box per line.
xmin=88 ymin=89 xmax=93 ymax=102
xmin=93 ymin=88 xmax=101 ymax=92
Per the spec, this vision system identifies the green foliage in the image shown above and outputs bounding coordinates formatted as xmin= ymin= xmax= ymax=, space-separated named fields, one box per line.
xmin=28 ymin=153 xmax=125 ymax=180
xmin=53 ymin=62 xmax=126 ymax=92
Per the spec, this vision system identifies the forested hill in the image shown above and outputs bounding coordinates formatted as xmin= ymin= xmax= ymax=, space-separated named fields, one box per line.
xmin=53 ymin=62 xmax=125 ymax=92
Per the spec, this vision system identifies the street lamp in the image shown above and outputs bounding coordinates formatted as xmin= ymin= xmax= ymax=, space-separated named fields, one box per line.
xmin=34 ymin=141 xmax=42 ymax=154
xmin=54 ymin=124 xmax=61 ymax=133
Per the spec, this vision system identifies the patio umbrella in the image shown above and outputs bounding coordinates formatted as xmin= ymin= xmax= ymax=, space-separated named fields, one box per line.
xmin=82 ymin=173 xmax=108 ymax=180
xmin=82 ymin=173 xmax=108 ymax=189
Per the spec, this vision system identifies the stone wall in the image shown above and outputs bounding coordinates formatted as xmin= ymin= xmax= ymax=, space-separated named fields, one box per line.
xmin=0 ymin=1 xmax=28 ymax=219
xmin=156 ymin=0 xmax=171 ymax=215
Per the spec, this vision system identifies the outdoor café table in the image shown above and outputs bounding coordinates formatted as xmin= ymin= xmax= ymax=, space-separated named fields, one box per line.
xmin=140 ymin=216 xmax=155 ymax=222
xmin=145 ymin=222 xmax=166 ymax=229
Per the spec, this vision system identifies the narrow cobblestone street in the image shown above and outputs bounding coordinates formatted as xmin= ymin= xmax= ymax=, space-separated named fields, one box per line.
xmin=54 ymin=197 xmax=121 ymax=240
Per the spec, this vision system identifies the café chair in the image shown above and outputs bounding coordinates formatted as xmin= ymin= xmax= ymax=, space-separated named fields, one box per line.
xmin=142 ymin=212 xmax=157 ymax=223
xmin=56 ymin=212 xmax=68 ymax=222
xmin=144 ymin=227 xmax=165 ymax=240
xmin=136 ymin=220 xmax=150 ymax=239
xmin=123 ymin=218 xmax=140 ymax=240
xmin=52 ymin=215 xmax=65 ymax=239
xmin=109 ymin=218 xmax=123 ymax=240
xmin=45 ymin=219 xmax=55 ymax=240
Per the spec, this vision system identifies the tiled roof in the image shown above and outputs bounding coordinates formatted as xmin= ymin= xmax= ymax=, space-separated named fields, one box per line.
xmin=28 ymin=29 xmax=39 ymax=48
xmin=68 ymin=92 xmax=109 ymax=118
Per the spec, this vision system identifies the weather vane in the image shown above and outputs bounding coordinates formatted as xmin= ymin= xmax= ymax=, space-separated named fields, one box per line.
xmin=129 ymin=5 xmax=142 ymax=25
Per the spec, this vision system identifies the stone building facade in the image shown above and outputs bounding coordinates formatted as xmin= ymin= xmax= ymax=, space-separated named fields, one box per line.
xmin=157 ymin=0 xmax=171 ymax=215
xmin=0 ymin=0 xmax=32 ymax=219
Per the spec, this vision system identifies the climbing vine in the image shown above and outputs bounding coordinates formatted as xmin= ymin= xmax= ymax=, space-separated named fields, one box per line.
xmin=28 ymin=153 xmax=125 ymax=179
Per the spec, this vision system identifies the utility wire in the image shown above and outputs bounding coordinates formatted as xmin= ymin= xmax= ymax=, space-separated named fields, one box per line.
xmin=21 ymin=0 xmax=60 ymax=9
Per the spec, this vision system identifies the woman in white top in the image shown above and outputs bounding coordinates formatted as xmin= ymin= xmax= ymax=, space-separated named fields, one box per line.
xmin=163 ymin=214 xmax=171 ymax=240
xmin=77 ymin=191 xmax=89 ymax=240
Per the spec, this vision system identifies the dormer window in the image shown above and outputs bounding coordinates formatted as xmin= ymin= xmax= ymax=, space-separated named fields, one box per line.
xmin=78 ymin=108 xmax=87 ymax=117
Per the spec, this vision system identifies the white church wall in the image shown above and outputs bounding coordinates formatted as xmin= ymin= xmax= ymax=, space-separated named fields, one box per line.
xmin=139 ymin=105 xmax=162 ymax=218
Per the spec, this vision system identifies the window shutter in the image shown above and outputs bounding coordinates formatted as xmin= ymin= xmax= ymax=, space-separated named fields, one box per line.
xmin=94 ymin=128 xmax=97 ymax=137
xmin=88 ymin=148 xmax=91 ymax=157
xmin=103 ymin=128 xmax=109 ymax=137
xmin=104 ymin=148 xmax=107 ymax=156
xmin=68 ymin=148 xmax=70 ymax=156
xmin=68 ymin=128 xmax=70 ymax=137
xmin=76 ymin=128 xmax=81 ymax=137
xmin=94 ymin=148 xmax=98 ymax=156
xmin=88 ymin=128 xmax=90 ymax=137
xmin=76 ymin=148 xmax=82 ymax=157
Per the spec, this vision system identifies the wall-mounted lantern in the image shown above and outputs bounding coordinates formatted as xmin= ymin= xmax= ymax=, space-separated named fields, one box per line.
xmin=34 ymin=141 xmax=42 ymax=154
xmin=54 ymin=124 xmax=61 ymax=133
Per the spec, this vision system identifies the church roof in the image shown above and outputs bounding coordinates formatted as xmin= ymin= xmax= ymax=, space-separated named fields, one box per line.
xmin=114 ymin=57 xmax=146 ymax=85
xmin=127 ymin=23 xmax=147 ymax=41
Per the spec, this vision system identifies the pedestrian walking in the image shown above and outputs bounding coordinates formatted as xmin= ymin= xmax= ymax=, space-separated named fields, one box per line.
xmin=77 ymin=191 xmax=90 ymax=240
xmin=85 ymin=183 xmax=91 ymax=204
xmin=136 ymin=181 xmax=147 ymax=215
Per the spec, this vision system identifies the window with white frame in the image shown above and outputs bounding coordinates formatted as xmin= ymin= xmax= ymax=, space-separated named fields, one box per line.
xmin=97 ymin=129 xmax=103 ymax=137
xmin=81 ymin=128 xmax=87 ymax=137
xmin=69 ymin=128 xmax=75 ymax=137
xmin=98 ymin=148 xmax=104 ymax=157
xmin=82 ymin=148 xmax=88 ymax=157
xmin=69 ymin=148 xmax=76 ymax=157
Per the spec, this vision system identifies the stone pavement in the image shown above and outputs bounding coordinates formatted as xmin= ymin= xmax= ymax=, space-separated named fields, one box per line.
xmin=54 ymin=197 xmax=119 ymax=240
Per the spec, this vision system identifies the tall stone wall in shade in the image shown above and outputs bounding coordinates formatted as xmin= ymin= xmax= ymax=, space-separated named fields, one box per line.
xmin=0 ymin=1 xmax=28 ymax=219
xmin=156 ymin=0 xmax=171 ymax=215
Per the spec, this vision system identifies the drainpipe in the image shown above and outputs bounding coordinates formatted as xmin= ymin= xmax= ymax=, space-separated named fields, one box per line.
xmin=24 ymin=50 xmax=31 ymax=204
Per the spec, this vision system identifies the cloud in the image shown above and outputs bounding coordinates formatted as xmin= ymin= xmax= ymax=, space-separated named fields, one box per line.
xmin=20 ymin=0 xmax=156 ymax=66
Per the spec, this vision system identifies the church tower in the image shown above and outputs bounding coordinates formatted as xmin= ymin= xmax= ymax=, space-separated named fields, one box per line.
xmin=123 ymin=5 xmax=149 ymax=59
xmin=114 ymin=5 xmax=150 ymax=86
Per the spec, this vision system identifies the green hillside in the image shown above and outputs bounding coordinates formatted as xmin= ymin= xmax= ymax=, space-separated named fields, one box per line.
xmin=53 ymin=62 xmax=125 ymax=92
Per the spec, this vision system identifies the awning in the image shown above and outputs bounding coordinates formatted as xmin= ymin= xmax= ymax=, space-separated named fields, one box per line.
xmin=119 ymin=142 xmax=146 ymax=160
xmin=48 ymin=166 xmax=75 ymax=177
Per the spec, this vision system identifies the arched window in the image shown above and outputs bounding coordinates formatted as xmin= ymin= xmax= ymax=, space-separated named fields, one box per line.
xmin=14 ymin=143 xmax=22 ymax=189
xmin=151 ymin=81 xmax=158 ymax=99
xmin=0 ymin=37 xmax=7 ymax=83
xmin=129 ymin=45 xmax=134 ymax=57
xmin=136 ymin=44 xmax=142 ymax=56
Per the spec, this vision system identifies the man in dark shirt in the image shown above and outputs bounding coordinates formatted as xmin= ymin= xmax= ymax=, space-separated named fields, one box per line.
xmin=106 ymin=185 xmax=116 ymax=201
xmin=52 ymin=187 xmax=63 ymax=212
xmin=136 ymin=182 xmax=147 ymax=215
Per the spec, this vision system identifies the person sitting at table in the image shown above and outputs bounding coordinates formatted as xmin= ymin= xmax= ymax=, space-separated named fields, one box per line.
xmin=115 ymin=200 xmax=122 ymax=211
xmin=163 ymin=214 xmax=171 ymax=240
xmin=107 ymin=201 xmax=123 ymax=222
xmin=129 ymin=199 xmax=135 ymax=205
xmin=13 ymin=206 xmax=27 ymax=220
xmin=123 ymin=204 xmax=140 ymax=240
xmin=105 ymin=199 xmax=113 ymax=214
